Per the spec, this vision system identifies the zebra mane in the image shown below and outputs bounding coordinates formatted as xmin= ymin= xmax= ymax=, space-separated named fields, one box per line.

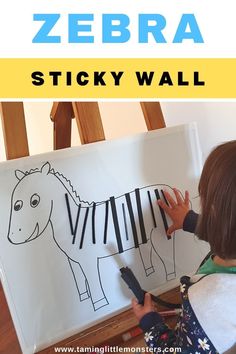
xmin=50 ymin=168 xmax=93 ymax=206
xmin=24 ymin=165 xmax=93 ymax=206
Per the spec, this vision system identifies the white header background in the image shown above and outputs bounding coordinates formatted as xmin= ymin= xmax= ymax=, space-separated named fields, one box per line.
xmin=0 ymin=0 xmax=235 ymax=58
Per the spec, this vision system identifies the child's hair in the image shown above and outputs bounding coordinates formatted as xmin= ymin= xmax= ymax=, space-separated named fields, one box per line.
xmin=197 ymin=141 xmax=236 ymax=259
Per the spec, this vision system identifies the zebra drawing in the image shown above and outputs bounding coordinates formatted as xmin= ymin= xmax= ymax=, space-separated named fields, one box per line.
xmin=7 ymin=162 xmax=176 ymax=311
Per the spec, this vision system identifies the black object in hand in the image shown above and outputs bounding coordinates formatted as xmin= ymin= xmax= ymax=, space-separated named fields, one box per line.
xmin=120 ymin=266 xmax=181 ymax=309
xmin=120 ymin=266 xmax=146 ymax=304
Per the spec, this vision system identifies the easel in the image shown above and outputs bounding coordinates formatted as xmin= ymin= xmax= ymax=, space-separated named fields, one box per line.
xmin=0 ymin=102 xmax=180 ymax=353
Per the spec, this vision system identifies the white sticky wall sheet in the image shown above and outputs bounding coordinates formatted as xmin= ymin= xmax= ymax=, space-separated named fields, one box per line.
xmin=0 ymin=124 xmax=209 ymax=353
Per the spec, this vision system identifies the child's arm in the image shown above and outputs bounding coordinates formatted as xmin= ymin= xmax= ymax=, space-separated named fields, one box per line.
xmin=183 ymin=209 xmax=199 ymax=233
xmin=132 ymin=293 xmax=178 ymax=348
xmin=158 ymin=188 xmax=198 ymax=235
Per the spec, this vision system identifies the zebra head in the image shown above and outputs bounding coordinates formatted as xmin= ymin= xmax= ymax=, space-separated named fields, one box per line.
xmin=7 ymin=162 xmax=53 ymax=245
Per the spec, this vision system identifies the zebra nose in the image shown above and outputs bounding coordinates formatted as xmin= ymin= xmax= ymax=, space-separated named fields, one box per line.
xmin=19 ymin=228 xmax=21 ymax=232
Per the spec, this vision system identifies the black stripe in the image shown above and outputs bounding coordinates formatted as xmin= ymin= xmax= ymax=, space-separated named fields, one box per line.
xmin=160 ymin=190 xmax=171 ymax=240
xmin=65 ymin=193 xmax=81 ymax=244
xmin=147 ymin=190 xmax=157 ymax=228
xmin=92 ymin=203 xmax=96 ymax=244
xmin=135 ymin=189 xmax=147 ymax=244
xmin=103 ymin=200 xmax=109 ymax=244
xmin=72 ymin=204 xmax=81 ymax=244
xmin=110 ymin=197 xmax=123 ymax=253
xmin=79 ymin=208 xmax=89 ymax=249
xmin=122 ymin=203 xmax=129 ymax=241
xmin=65 ymin=193 xmax=74 ymax=237
xmin=125 ymin=193 xmax=139 ymax=248
xmin=154 ymin=189 xmax=170 ymax=239
xmin=161 ymin=189 xmax=169 ymax=206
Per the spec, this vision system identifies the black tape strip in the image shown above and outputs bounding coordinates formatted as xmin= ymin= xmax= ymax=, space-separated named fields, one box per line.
xmin=103 ymin=200 xmax=109 ymax=244
xmin=161 ymin=189 xmax=169 ymax=206
xmin=154 ymin=189 xmax=170 ymax=239
xmin=160 ymin=189 xmax=172 ymax=240
xmin=122 ymin=203 xmax=129 ymax=241
xmin=110 ymin=197 xmax=123 ymax=253
xmin=92 ymin=203 xmax=96 ymax=244
xmin=125 ymin=193 xmax=139 ymax=248
xmin=135 ymin=189 xmax=147 ymax=244
xmin=65 ymin=193 xmax=81 ymax=244
xmin=65 ymin=193 xmax=74 ymax=236
xmin=72 ymin=204 xmax=81 ymax=244
xmin=147 ymin=190 xmax=157 ymax=228
xmin=79 ymin=208 xmax=89 ymax=249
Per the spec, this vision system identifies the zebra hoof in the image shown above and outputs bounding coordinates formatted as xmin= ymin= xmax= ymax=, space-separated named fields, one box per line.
xmin=93 ymin=297 xmax=109 ymax=311
xmin=80 ymin=291 xmax=90 ymax=301
xmin=145 ymin=267 xmax=155 ymax=277
xmin=167 ymin=273 xmax=176 ymax=281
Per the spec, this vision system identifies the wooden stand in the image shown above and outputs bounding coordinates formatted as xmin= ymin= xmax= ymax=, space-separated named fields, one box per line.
xmin=50 ymin=102 xmax=165 ymax=149
xmin=0 ymin=102 xmax=29 ymax=160
xmin=0 ymin=101 xmax=179 ymax=353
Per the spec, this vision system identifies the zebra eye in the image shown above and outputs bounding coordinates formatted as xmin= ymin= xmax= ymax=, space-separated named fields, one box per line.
xmin=30 ymin=194 xmax=40 ymax=208
xmin=14 ymin=200 xmax=23 ymax=211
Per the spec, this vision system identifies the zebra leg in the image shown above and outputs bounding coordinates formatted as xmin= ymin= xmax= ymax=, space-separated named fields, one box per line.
xmin=80 ymin=258 xmax=109 ymax=311
xmin=150 ymin=230 xmax=176 ymax=281
xmin=139 ymin=238 xmax=155 ymax=277
xmin=68 ymin=258 xmax=90 ymax=301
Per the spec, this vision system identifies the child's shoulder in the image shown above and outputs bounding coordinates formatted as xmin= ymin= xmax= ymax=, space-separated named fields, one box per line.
xmin=188 ymin=273 xmax=236 ymax=353
xmin=180 ymin=273 xmax=236 ymax=308
xmin=189 ymin=272 xmax=236 ymax=297
xmin=188 ymin=273 xmax=236 ymax=309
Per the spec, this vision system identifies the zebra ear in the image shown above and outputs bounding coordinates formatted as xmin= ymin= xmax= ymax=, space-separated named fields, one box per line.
xmin=41 ymin=162 xmax=51 ymax=175
xmin=15 ymin=170 xmax=26 ymax=181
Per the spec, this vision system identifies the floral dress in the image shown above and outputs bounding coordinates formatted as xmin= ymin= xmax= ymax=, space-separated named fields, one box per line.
xmin=139 ymin=276 xmax=219 ymax=354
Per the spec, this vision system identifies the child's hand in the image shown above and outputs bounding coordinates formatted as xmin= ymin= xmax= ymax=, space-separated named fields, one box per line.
xmin=132 ymin=293 xmax=156 ymax=322
xmin=158 ymin=188 xmax=190 ymax=236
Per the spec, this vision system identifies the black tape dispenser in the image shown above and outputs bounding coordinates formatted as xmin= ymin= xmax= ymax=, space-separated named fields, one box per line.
xmin=120 ymin=266 xmax=181 ymax=309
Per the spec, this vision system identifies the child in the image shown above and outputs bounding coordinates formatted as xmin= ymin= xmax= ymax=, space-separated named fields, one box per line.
xmin=132 ymin=141 xmax=236 ymax=354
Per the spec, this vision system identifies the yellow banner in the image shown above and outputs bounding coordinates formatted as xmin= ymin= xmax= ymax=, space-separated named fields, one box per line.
xmin=0 ymin=58 xmax=235 ymax=98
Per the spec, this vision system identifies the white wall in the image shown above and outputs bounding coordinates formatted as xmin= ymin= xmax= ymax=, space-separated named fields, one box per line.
xmin=0 ymin=102 xmax=236 ymax=162
xmin=161 ymin=102 xmax=236 ymax=159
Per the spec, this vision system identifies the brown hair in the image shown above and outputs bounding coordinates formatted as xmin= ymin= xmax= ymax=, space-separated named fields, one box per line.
xmin=197 ymin=141 xmax=236 ymax=259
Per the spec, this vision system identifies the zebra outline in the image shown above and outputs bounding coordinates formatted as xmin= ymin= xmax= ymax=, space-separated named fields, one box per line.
xmin=7 ymin=162 xmax=176 ymax=311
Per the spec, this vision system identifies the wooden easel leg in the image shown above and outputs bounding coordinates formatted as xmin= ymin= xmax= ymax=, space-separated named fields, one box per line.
xmin=140 ymin=102 xmax=166 ymax=130
xmin=50 ymin=102 xmax=74 ymax=150
xmin=72 ymin=102 xmax=105 ymax=144
xmin=0 ymin=102 xmax=29 ymax=160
